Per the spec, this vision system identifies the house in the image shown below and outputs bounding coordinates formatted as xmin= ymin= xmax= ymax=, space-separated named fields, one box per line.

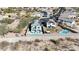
xmin=58 ymin=19 xmax=76 ymax=27
xmin=39 ymin=18 xmax=57 ymax=28
xmin=26 ymin=20 xmax=44 ymax=35
xmin=39 ymin=18 xmax=49 ymax=27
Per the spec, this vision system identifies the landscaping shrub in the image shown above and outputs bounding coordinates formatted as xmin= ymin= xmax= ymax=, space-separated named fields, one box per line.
xmin=26 ymin=41 xmax=32 ymax=45
xmin=34 ymin=39 xmax=40 ymax=42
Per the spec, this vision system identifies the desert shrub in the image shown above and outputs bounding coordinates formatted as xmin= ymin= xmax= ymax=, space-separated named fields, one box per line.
xmin=12 ymin=28 xmax=21 ymax=33
xmin=18 ymin=19 xmax=28 ymax=29
xmin=26 ymin=41 xmax=32 ymax=45
xmin=0 ymin=18 xmax=14 ymax=24
xmin=65 ymin=37 xmax=75 ymax=42
xmin=17 ymin=41 xmax=27 ymax=45
xmin=18 ymin=40 xmax=23 ymax=44
xmin=49 ymin=39 xmax=59 ymax=45
xmin=33 ymin=43 xmax=38 ymax=46
xmin=44 ymin=47 xmax=49 ymax=51
xmin=10 ymin=45 xmax=17 ymax=51
xmin=0 ymin=24 xmax=8 ymax=35
xmin=0 ymin=41 xmax=9 ymax=49
xmin=17 ymin=17 xmax=36 ymax=32
xmin=18 ymin=17 xmax=36 ymax=28
xmin=58 ymin=38 xmax=64 ymax=41
xmin=4 ymin=8 xmax=15 ymax=13
xmin=14 ymin=42 xmax=19 ymax=50
xmin=69 ymin=49 xmax=75 ymax=51
xmin=34 ymin=39 xmax=40 ymax=42
xmin=10 ymin=42 xmax=19 ymax=51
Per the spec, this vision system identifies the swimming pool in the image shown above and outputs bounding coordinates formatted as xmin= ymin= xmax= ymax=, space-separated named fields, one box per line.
xmin=59 ymin=29 xmax=70 ymax=36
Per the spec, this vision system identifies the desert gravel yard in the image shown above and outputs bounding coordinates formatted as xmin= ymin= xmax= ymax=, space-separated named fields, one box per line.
xmin=0 ymin=32 xmax=79 ymax=51
xmin=0 ymin=36 xmax=79 ymax=51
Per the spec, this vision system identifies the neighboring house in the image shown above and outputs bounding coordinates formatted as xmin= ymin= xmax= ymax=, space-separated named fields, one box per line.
xmin=27 ymin=20 xmax=44 ymax=35
xmin=7 ymin=19 xmax=20 ymax=30
xmin=47 ymin=19 xmax=57 ymax=29
xmin=58 ymin=19 xmax=76 ymax=27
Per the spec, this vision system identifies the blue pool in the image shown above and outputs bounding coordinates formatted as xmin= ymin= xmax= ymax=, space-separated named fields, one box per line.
xmin=59 ymin=29 xmax=70 ymax=36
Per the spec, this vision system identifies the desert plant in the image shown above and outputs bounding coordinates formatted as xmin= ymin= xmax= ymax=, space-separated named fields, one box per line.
xmin=26 ymin=41 xmax=32 ymax=45
xmin=49 ymin=39 xmax=59 ymax=45
xmin=44 ymin=47 xmax=49 ymax=51
xmin=12 ymin=28 xmax=21 ymax=33
xmin=0 ymin=41 xmax=9 ymax=50
xmin=17 ymin=17 xmax=37 ymax=32
xmin=0 ymin=18 xmax=14 ymax=24
xmin=3 ymin=8 xmax=15 ymax=13
xmin=34 ymin=39 xmax=41 ymax=42
xmin=0 ymin=24 xmax=8 ymax=35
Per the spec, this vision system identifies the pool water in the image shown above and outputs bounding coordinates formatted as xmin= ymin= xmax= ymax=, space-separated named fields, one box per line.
xmin=59 ymin=29 xmax=70 ymax=36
